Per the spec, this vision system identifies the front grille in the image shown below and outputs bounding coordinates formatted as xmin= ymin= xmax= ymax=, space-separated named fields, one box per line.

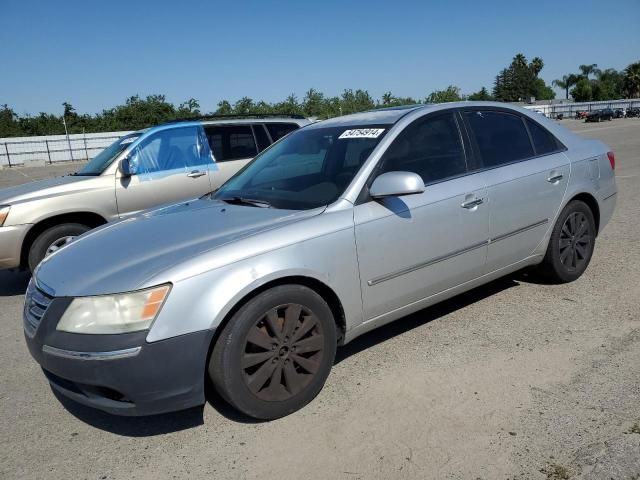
xmin=23 ymin=281 xmax=54 ymax=337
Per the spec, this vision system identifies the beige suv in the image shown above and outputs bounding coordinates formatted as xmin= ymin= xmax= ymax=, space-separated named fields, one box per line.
xmin=0 ymin=116 xmax=308 ymax=271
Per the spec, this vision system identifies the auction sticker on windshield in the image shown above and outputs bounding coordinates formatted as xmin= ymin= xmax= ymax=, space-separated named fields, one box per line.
xmin=339 ymin=128 xmax=385 ymax=139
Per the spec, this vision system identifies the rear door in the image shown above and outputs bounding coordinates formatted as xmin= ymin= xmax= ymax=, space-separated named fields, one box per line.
xmin=205 ymin=124 xmax=260 ymax=189
xmin=115 ymin=125 xmax=214 ymax=216
xmin=462 ymin=109 xmax=569 ymax=272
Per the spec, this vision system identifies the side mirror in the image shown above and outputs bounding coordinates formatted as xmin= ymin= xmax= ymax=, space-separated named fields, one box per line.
xmin=369 ymin=171 xmax=425 ymax=199
xmin=119 ymin=156 xmax=136 ymax=177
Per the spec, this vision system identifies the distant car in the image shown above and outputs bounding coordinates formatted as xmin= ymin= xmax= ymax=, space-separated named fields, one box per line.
xmin=585 ymin=109 xmax=614 ymax=122
xmin=614 ymin=109 xmax=625 ymax=119
xmin=24 ymin=102 xmax=617 ymax=419
xmin=0 ymin=116 xmax=309 ymax=271
xmin=575 ymin=111 xmax=589 ymax=120
xmin=627 ymin=107 xmax=640 ymax=118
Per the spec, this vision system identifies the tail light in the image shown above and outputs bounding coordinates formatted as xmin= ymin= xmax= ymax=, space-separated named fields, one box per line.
xmin=607 ymin=151 xmax=615 ymax=170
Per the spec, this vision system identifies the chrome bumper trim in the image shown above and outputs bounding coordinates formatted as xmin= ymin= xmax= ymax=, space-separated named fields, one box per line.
xmin=42 ymin=345 xmax=142 ymax=361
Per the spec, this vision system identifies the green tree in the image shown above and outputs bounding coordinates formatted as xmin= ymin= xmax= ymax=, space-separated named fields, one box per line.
xmin=492 ymin=54 xmax=554 ymax=102
xmin=0 ymin=104 xmax=22 ymax=137
xmin=215 ymin=100 xmax=232 ymax=115
xmin=623 ymin=61 xmax=640 ymax=98
xmin=467 ymin=87 xmax=493 ymax=101
xmin=302 ymin=88 xmax=325 ymax=117
xmin=578 ymin=64 xmax=600 ymax=80
xmin=552 ymin=74 xmax=580 ymax=100
xmin=233 ymin=97 xmax=255 ymax=114
xmin=426 ymin=85 xmax=463 ymax=103
xmin=570 ymin=78 xmax=593 ymax=102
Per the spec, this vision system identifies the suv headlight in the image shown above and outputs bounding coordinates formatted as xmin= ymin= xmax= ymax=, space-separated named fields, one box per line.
xmin=0 ymin=206 xmax=10 ymax=226
xmin=57 ymin=284 xmax=171 ymax=334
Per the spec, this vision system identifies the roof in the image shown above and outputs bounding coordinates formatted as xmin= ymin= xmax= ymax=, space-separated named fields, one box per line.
xmin=308 ymin=105 xmax=428 ymax=128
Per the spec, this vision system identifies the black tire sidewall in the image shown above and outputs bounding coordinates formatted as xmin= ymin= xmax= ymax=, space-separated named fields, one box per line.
xmin=209 ymin=284 xmax=337 ymax=420
xmin=544 ymin=200 xmax=596 ymax=283
xmin=28 ymin=223 xmax=90 ymax=272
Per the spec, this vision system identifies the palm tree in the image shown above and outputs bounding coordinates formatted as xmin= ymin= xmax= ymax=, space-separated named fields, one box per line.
xmin=530 ymin=57 xmax=544 ymax=76
xmin=552 ymin=74 xmax=580 ymax=99
xmin=578 ymin=64 xmax=600 ymax=80
xmin=623 ymin=62 xmax=640 ymax=98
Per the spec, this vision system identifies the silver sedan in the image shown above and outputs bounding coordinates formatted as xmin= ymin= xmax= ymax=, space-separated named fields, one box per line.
xmin=24 ymin=102 xmax=617 ymax=419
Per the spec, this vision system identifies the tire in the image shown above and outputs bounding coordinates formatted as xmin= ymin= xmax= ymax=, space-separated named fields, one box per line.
xmin=537 ymin=200 xmax=596 ymax=283
xmin=28 ymin=223 xmax=91 ymax=272
xmin=209 ymin=284 xmax=337 ymax=420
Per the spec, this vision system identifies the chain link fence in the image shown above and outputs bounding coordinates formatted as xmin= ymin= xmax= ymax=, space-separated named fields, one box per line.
xmin=0 ymin=132 xmax=131 ymax=168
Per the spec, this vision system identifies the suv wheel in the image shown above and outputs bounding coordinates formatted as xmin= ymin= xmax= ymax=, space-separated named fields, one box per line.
xmin=28 ymin=223 xmax=91 ymax=272
xmin=209 ymin=284 xmax=337 ymax=420
xmin=537 ymin=200 xmax=596 ymax=283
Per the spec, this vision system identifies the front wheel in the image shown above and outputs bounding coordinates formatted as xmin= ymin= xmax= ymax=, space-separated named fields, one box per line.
xmin=28 ymin=223 xmax=90 ymax=272
xmin=209 ymin=284 xmax=337 ymax=420
xmin=537 ymin=200 xmax=596 ymax=283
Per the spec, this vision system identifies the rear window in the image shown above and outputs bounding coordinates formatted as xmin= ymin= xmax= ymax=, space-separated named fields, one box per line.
xmin=266 ymin=123 xmax=299 ymax=142
xmin=465 ymin=111 xmax=534 ymax=167
xmin=526 ymin=119 xmax=562 ymax=155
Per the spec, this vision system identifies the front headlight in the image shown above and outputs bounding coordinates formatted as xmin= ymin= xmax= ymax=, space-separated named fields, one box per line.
xmin=56 ymin=284 xmax=171 ymax=334
xmin=0 ymin=206 xmax=10 ymax=226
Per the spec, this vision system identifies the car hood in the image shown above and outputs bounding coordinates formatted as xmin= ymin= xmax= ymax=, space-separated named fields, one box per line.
xmin=35 ymin=199 xmax=323 ymax=296
xmin=0 ymin=175 xmax=95 ymax=204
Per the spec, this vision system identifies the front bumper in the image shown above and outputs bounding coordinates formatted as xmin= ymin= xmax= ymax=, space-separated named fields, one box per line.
xmin=0 ymin=224 xmax=30 ymax=270
xmin=24 ymin=297 xmax=214 ymax=416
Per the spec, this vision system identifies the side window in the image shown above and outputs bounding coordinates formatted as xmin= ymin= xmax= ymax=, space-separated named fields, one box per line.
xmin=266 ymin=123 xmax=299 ymax=142
xmin=205 ymin=125 xmax=258 ymax=162
xmin=379 ymin=112 xmax=467 ymax=184
xmin=130 ymin=126 xmax=207 ymax=174
xmin=253 ymin=124 xmax=271 ymax=152
xmin=526 ymin=119 xmax=562 ymax=155
xmin=465 ymin=111 xmax=534 ymax=167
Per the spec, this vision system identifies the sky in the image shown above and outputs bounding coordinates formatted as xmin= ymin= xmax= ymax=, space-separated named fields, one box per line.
xmin=1 ymin=0 xmax=639 ymax=115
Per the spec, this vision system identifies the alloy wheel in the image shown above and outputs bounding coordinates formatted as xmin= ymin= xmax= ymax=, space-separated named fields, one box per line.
xmin=242 ymin=303 xmax=324 ymax=402
xmin=45 ymin=236 xmax=76 ymax=257
xmin=559 ymin=212 xmax=591 ymax=272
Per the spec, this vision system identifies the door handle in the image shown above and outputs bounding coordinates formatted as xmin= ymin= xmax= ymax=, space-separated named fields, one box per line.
xmin=547 ymin=173 xmax=563 ymax=183
xmin=461 ymin=198 xmax=484 ymax=209
xmin=187 ymin=170 xmax=206 ymax=178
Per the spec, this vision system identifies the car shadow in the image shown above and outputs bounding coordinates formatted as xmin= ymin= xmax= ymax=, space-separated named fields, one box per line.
xmin=335 ymin=275 xmax=520 ymax=364
xmin=52 ymin=389 xmax=205 ymax=436
xmin=50 ymin=274 xmax=522 ymax=433
xmin=0 ymin=270 xmax=30 ymax=296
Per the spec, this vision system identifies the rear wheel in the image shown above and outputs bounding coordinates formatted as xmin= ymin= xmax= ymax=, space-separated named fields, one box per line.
xmin=537 ymin=200 xmax=596 ymax=283
xmin=209 ymin=284 xmax=337 ymax=420
xmin=27 ymin=223 xmax=90 ymax=272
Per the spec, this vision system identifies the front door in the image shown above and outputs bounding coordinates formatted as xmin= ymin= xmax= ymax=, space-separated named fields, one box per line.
xmin=354 ymin=111 xmax=489 ymax=321
xmin=115 ymin=125 xmax=215 ymax=216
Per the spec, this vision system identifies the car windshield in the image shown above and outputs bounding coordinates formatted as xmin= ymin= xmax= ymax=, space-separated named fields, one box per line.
xmin=214 ymin=125 xmax=390 ymax=210
xmin=75 ymin=133 xmax=140 ymax=176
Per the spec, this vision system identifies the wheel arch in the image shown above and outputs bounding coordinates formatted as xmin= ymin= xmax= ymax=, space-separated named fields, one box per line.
xmin=567 ymin=192 xmax=600 ymax=234
xmin=20 ymin=211 xmax=108 ymax=268
xmin=210 ymin=275 xmax=346 ymax=349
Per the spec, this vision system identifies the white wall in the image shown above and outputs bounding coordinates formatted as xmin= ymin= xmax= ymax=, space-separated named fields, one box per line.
xmin=0 ymin=131 xmax=133 ymax=166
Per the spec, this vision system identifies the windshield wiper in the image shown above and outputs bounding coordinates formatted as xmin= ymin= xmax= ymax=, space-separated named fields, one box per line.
xmin=220 ymin=196 xmax=272 ymax=208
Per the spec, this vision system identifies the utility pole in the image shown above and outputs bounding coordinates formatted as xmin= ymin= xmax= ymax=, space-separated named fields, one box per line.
xmin=62 ymin=115 xmax=74 ymax=161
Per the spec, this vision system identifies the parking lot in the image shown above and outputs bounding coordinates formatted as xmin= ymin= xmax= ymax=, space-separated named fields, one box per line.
xmin=0 ymin=119 xmax=639 ymax=479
